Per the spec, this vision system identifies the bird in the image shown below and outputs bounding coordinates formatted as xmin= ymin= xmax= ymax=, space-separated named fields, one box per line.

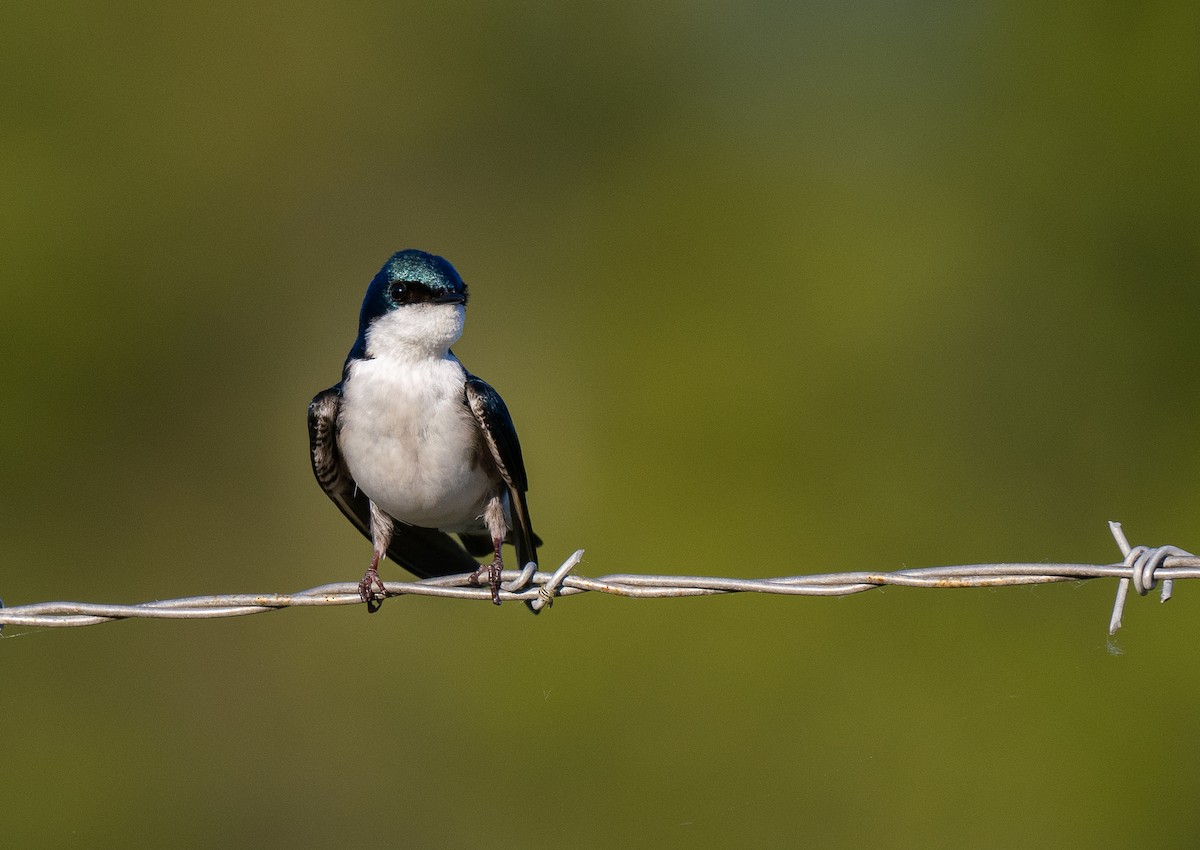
xmin=307 ymin=249 xmax=539 ymax=611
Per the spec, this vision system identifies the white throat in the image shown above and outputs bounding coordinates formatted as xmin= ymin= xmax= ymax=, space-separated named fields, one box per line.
xmin=363 ymin=303 xmax=465 ymax=361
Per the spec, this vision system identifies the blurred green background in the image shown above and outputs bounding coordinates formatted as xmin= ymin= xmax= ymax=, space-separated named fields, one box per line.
xmin=3 ymin=1 xmax=1199 ymax=847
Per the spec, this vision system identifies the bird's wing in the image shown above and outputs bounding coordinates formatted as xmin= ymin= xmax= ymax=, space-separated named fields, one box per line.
xmin=307 ymin=385 xmax=480 ymax=578
xmin=463 ymin=374 xmax=539 ymax=568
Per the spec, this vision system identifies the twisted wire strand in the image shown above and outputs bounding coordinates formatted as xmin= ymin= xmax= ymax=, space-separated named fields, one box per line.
xmin=1 ymin=523 xmax=1192 ymax=634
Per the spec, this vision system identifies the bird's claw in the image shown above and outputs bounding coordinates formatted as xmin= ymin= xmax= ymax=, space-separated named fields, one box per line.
xmin=358 ymin=567 xmax=386 ymax=613
xmin=469 ymin=559 xmax=504 ymax=605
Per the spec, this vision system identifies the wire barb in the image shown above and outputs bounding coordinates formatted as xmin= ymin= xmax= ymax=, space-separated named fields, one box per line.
xmin=1 ymin=525 xmax=1196 ymax=634
xmin=529 ymin=549 xmax=585 ymax=613
xmin=1106 ymin=521 xmax=1192 ymax=635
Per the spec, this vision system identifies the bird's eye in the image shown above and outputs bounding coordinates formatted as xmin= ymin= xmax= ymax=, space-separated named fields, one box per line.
xmin=388 ymin=281 xmax=411 ymax=304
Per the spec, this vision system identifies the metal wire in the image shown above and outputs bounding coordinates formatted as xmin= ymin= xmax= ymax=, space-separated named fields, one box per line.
xmin=0 ymin=522 xmax=1193 ymax=634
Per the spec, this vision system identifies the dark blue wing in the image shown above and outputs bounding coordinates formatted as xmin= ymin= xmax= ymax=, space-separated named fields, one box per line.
xmin=307 ymin=386 xmax=480 ymax=578
xmin=463 ymin=374 xmax=539 ymax=568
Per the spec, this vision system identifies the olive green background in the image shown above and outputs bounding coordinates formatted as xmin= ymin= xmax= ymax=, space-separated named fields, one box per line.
xmin=3 ymin=2 xmax=1198 ymax=847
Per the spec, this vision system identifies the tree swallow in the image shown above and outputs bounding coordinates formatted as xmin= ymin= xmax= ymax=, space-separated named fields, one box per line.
xmin=308 ymin=250 xmax=540 ymax=611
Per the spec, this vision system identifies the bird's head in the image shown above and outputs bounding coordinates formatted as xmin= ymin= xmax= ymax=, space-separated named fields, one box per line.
xmin=355 ymin=250 xmax=469 ymax=359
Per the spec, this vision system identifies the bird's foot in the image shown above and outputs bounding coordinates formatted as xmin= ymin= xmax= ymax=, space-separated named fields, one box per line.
xmin=358 ymin=567 xmax=386 ymax=614
xmin=469 ymin=557 xmax=504 ymax=606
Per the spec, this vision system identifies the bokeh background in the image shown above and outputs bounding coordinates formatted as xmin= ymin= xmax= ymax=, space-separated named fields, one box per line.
xmin=3 ymin=2 xmax=1199 ymax=847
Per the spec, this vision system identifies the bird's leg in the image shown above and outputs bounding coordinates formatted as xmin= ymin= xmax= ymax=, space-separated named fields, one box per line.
xmin=480 ymin=537 xmax=505 ymax=606
xmin=359 ymin=550 xmax=386 ymax=614
xmin=469 ymin=494 xmax=508 ymax=605
xmin=360 ymin=501 xmax=394 ymax=613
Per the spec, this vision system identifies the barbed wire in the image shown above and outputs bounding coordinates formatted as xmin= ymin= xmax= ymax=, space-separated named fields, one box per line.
xmin=0 ymin=522 xmax=1193 ymax=635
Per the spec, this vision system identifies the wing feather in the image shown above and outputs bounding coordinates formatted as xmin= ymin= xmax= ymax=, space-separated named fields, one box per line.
xmin=463 ymin=375 xmax=539 ymax=568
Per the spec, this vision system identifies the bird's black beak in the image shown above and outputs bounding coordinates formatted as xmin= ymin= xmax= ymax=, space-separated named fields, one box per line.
xmin=434 ymin=283 xmax=468 ymax=306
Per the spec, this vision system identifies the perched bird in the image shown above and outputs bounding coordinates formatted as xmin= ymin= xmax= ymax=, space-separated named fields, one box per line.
xmin=308 ymin=250 xmax=539 ymax=611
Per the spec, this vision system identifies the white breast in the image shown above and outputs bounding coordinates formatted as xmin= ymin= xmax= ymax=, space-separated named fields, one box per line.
xmin=337 ymin=353 xmax=495 ymax=531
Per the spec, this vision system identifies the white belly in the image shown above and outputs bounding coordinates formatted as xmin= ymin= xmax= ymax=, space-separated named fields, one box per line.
xmin=338 ymin=355 xmax=495 ymax=531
